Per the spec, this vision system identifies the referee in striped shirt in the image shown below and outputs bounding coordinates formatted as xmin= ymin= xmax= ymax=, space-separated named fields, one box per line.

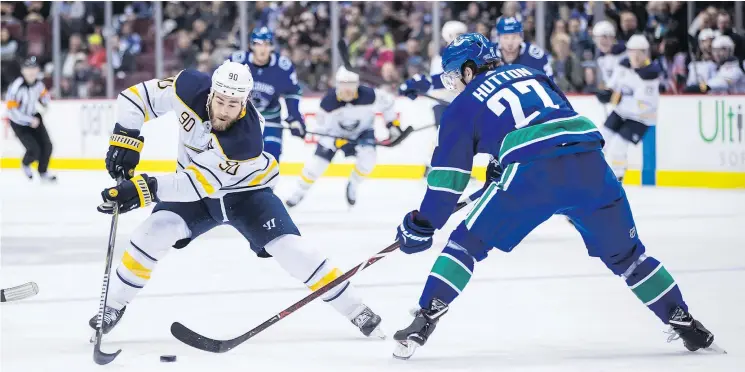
xmin=6 ymin=57 xmax=56 ymax=182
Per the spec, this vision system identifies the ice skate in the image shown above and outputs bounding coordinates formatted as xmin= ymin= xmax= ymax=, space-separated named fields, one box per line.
xmin=89 ymin=306 xmax=126 ymax=341
xmin=22 ymin=164 xmax=33 ymax=180
xmin=285 ymin=189 xmax=307 ymax=208
xmin=350 ymin=305 xmax=385 ymax=339
xmin=39 ymin=172 xmax=57 ymax=183
xmin=392 ymin=298 xmax=448 ymax=360
xmin=667 ymin=306 xmax=724 ymax=353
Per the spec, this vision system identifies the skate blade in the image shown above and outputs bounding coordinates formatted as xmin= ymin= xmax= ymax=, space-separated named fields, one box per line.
xmin=392 ymin=340 xmax=418 ymax=360
xmin=703 ymin=342 xmax=727 ymax=354
xmin=369 ymin=325 xmax=387 ymax=340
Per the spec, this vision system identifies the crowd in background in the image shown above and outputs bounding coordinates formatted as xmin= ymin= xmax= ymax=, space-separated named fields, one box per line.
xmin=2 ymin=1 xmax=744 ymax=98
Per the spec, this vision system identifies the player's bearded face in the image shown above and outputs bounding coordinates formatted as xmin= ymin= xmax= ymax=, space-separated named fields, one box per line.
xmin=498 ymin=34 xmax=521 ymax=61
xmin=252 ymin=42 xmax=272 ymax=64
xmin=210 ymin=92 xmax=244 ymax=131
xmin=337 ymin=82 xmax=358 ymax=101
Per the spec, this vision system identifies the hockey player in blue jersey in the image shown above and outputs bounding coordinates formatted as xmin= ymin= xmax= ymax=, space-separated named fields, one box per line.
xmin=229 ymin=26 xmax=305 ymax=162
xmin=391 ymin=33 xmax=717 ymax=359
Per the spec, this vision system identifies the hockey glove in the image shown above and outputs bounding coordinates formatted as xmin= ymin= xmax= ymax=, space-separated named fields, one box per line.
xmin=485 ymin=156 xmax=504 ymax=186
xmin=396 ymin=211 xmax=436 ymax=254
xmin=398 ymin=74 xmax=432 ymax=100
xmin=98 ymin=174 xmax=159 ymax=214
xmin=106 ymin=123 xmax=144 ymax=180
xmin=594 ymin=89 xmax=614 ymax=104
xmin=287 ymin=116 xmax=307 ymax=138
xmin=386 ymin=119 xmax=403 ymax=142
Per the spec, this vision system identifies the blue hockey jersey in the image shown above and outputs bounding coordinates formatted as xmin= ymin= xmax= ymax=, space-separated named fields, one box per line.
xmin=420 ymin=65 xmax=604 ymax=228
xmin=229 ymin=52 xmax=303 ymax=127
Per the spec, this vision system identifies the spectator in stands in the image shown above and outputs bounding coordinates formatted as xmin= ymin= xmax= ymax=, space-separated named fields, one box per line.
xmin=87 ymin=33 xmax=106 ymax=70
xmin=174 ymin=30 xmax=198 ymax=69
xmin=119 ymin=21 xmax=142 ymax=56
xmin=61 ymin=33 xmax=85 ymax=78
xmin=551 ymin=32 xmax=584 ymax=92
xmin=1 ymin=2 xmax=21 ymax=24
xmin=687 ymin=29 xmax=720 ymax=87
xmin=1 ymin=26 xmax=18 ymax=60
xmin=581 ymin=60 xmax=599 ymax=93
xmin=656 ymin=37 xmax=687 ymax=93
xmin=568 ymin=16 xmax=592 ymax=60
xmin=716 ymin=12 xmax=745 ymax=63
xmin=618 ymin=11 xmax=638 ymax=41
xmin=1 ymin=26 xmax=20 ymax=92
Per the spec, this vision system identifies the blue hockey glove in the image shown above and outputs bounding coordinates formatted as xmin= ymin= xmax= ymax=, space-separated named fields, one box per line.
xmin=98 ymin=174 xmax=159 ymax=214
xmin=398 ymin=74 xmax=432 ymax=100
xmin=396 ymin=211 xmax=436 ymax=254
xmin=485 ymin=156 xmax=503 ymax=185
xmin=287 ymin=116 xmax=306 ymax=138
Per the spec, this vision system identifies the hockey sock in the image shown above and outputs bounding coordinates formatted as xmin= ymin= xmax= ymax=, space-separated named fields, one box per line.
xmin=418 ymin=242 xmax=475 ymax=309
xmin=605 ymin=132 xmax=630 ymax=179
xmin=623 ymin=255 xmax=687 ymax=323
xmin=295 ymin=155 xmax=330 ymax=194
xmin=107 ymin=241 xmax=159 ymax=310
xmin=348 ymin=146 xmax=375 ymax=187
xmin=265 ymin=235 xmax=362 ymax=319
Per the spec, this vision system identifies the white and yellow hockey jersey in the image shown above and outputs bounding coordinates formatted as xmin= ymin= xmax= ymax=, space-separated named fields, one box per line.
xmin=116 ymin=69 xmax=278 ymax=202
xmin=707 ymin=57 xmax=745 ymax=94
xmin=315 ymin=85 xmax=396 ymax=147
xmin=607 ymin=58 xmax=662 ymax=126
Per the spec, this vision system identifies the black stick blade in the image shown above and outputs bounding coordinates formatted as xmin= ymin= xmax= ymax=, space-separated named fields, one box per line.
xmin=93 ymin=345 xmax=121 ymax=365
xmin=171 ymin=322 xmax=231 ymax=353
xmin=336 ymin=39 xmax=353 ymax=70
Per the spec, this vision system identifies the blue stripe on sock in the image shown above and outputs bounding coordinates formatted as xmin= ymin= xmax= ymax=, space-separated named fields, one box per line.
xmin=131 ymin=241 xmax=157 ymax=262
xmin=322 ymin=281 xmax=350 ymax=302
xmin=116 ymin=269 xmax=144 ymax=289
xmin=304 ymin=260 xmax=327 ymax=285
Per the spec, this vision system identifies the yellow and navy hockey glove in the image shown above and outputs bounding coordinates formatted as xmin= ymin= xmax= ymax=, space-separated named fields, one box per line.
xmin=106 ymin=123 xmax=144 ymax=180
xmin=98 ymin=174 xmax=158 ymax=214
xmin=386 ymin=119 xmax=403 ymax=141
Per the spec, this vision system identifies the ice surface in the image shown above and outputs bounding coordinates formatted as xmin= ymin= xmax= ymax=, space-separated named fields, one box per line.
xmin=1 ymin=170 xmax=743 ymax=371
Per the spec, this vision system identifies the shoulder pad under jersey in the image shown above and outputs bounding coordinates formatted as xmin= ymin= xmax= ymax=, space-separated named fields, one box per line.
xmin=611 ymin=42 xmax=626 ymax=55
xmin=636 ymin=61 xmax=663 ymax=80
xmin=174 ymin=69 xmax=211 ymax=121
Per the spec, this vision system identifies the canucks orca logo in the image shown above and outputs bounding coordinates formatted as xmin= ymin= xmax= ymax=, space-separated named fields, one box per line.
xmin=251 ymin=91 xmax=270 ymax=111
xmin=339 ymin=119 xmax=361 ymax=131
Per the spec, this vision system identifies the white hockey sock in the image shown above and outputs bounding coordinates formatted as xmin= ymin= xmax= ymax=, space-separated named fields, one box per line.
xmin=290 ymin=155 xmax=331 ymax=201
xmin=107 ymin=211 xmax=188 ymax=310
xmin=348 ymin=145 xmax=376 ymax=187
xmin=265 ymin=235 xmax=363 ymax=319
xmin=605 ymin=132 xmax=630 ymax=179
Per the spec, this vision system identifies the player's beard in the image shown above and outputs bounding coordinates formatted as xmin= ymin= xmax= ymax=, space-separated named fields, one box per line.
xmin=211 ymin=116 xmax=236 ymax=132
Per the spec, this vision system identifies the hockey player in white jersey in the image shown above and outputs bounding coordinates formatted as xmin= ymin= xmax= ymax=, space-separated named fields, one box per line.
xmin=89 ymin=61 xmax=384 ymax=339
xmin=592 ymin=20 xmax=627 ymax=88
xmin=684 ymin=35 xmax=745 ymax=94
xmin=595 ymin=35 xmax=661 ymax=181
xmin=686 ymin=29 xmax=719 ymax=87
xmin=285 ymin=67 xmax=401 ymax=207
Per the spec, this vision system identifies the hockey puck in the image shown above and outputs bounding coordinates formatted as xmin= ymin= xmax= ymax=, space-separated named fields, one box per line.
xmin=160 ymin=355 xmax=177 ymax=362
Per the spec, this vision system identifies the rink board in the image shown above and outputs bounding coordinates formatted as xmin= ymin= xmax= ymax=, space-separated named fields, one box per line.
xmin=1 ymin=95 xmax=744 ymax=188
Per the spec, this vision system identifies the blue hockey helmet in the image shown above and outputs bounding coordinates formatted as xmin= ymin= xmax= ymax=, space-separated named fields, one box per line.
xmin=251 ymin=26 xmax=274 ymax=45
xmin=496 ymin=16 xmax=523 ymax=35
xmin=440 ymin=33 xmax=498 ymax=90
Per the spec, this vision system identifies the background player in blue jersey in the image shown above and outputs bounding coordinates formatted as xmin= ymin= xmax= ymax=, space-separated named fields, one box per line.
xmin=229 ymin=27 xmax=306 ymax=162
xmin=391 ymin=33 xmax=717 ymax=360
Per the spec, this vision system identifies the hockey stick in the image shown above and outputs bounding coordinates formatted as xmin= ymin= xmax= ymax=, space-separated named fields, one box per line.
xmin=170 ymin=191 xmax=481 ymax=353
xmin=0 ymin=282 xmax=39 ymax=302
xmin=92 ymin=178 xmax=123 ymax=365
xmin=289 ymin=126 xmax=416 ymax=148
xmin=336 ymin=40 xmax=451 ymax=106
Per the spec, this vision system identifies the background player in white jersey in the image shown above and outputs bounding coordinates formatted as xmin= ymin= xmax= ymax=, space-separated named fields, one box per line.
xmin=592 ymin=20 xmax=627 ymax=88
xmin=285 ymin=67 xmax=401 ymax=207
xmin=686 ymin=29 xmax=719 ymax=87
xmin=229 ymin=27 xmax=306 ymax=163
xmin=595 ymin=35 xmax=662 ymax=181
xmin=684 ymin=35 xmax=745 ymax=94
xmin=89 ymin=61 xmax=384 ymax=340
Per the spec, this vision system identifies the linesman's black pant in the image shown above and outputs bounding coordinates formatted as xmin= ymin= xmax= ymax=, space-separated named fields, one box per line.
xmin=10 ymin=113 xmax=53 ymax=174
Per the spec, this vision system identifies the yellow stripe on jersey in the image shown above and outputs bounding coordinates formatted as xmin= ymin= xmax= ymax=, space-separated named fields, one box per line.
xmin=248 ymin=159 xmax=278 ymax=186
xmin=309 ymin=268 xmax=342 ymax=291
xmin=121 ymin=251 xmax=152 ymax=280
xmin=127 ymin=86 xmax=150 ymax=121
xmin=186 ymin=165 xmax=216 ymax=194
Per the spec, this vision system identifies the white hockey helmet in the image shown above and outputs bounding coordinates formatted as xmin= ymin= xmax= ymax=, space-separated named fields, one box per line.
xmin=335 ymin=66 xmax=360 ymax=84
xmin=442 ymin=21 xmax=468 ymax=44
xmin=712 ymin=35 xmax=735 ymax=50
xmin=211 ymin=61 xmax=254 ymax=102
xmin=592 ymin=20 xmax=616 ymax=38
xmin=626 ymin=34 xmax=650 ymax=50
xmin=698 ymin=28 xmax=717 ymax=41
